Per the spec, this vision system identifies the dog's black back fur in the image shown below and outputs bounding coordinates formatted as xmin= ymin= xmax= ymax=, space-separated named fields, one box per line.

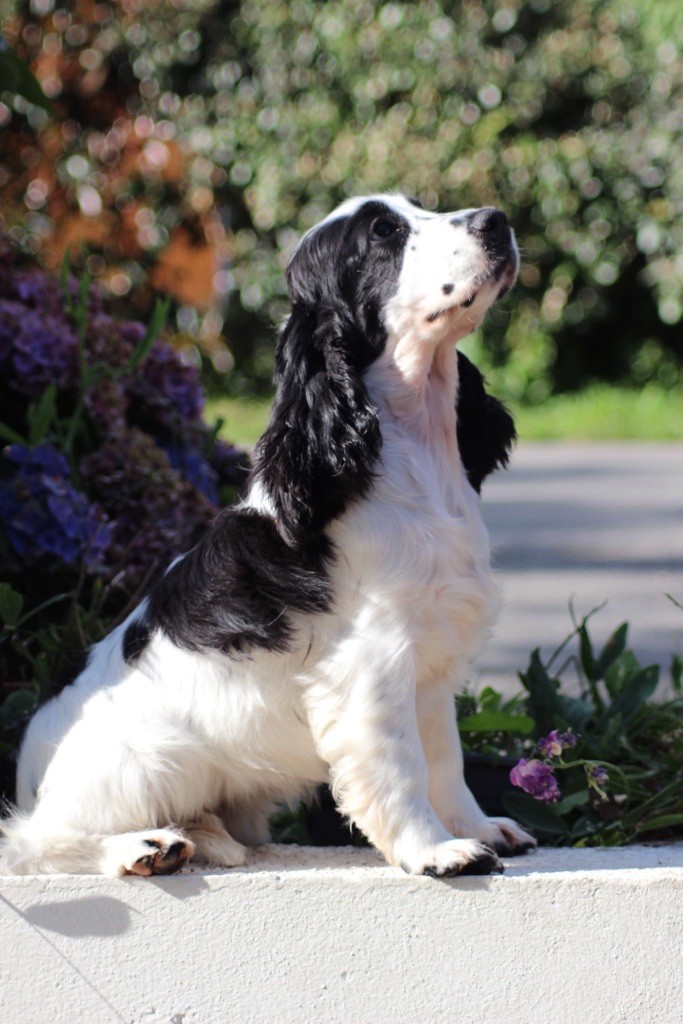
xmin=141 ymin=510 xmax=333 ymax=656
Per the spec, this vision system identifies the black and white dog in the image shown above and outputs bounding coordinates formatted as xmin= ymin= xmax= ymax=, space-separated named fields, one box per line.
xmin=0 ymin=195 xmax=535 ymax=877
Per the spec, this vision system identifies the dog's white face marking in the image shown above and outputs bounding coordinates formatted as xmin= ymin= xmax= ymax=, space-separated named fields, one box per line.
xmin=391 ymin=205 xmax=517 ymax=340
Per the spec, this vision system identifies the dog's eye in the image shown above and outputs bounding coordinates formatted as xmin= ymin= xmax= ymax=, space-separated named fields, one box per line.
xmin=371 ymin=218 xmax=397 ymax=240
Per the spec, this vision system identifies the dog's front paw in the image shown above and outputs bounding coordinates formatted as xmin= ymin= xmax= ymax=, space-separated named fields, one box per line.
xmin=470 ymin=817 xmax=537 ymax=857
xmin=402 ymin=838 xmax=504 ymax=878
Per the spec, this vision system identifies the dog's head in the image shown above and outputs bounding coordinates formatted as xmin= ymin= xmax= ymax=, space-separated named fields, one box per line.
xmin=287 ymin=194 xmax=518 ymax=360
xmin=256 ymin=195 xmax=517 ymax=543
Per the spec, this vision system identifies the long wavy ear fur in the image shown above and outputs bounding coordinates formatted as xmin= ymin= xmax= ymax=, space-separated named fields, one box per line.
xmin=456 ymin=350 xmax=516 ymax=493
xmin=255 ymin=302 xmax=382 ymax=544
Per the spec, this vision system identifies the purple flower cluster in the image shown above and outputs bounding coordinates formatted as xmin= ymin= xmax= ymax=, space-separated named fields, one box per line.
xmin=0 ymin=234 xmax=247 ymax=590
xmin=0 ymin=262 xmax=86 ymax=318
xmin=509 ymin=758 xmax=561 ymax=803
xmin=81 ymin=429 xmax=215 ymax=586
xmin=0 ymin=238 xmax=204 ymax=428
xmin=0 ymin=444 xmax=110 ymax=568
xmin=161 ymin=442 xmax=219 ymax=504
xmin=141 ymin=340 xmax=204 ymax=421
xmin=212 ymin=439 xmax=250 ymax=490
xmin=0 ymin=300 xmax=78 ymax=396
xmin=84 ymin=376 xmax=129 ymax=437
xmin=510 ymin=729 xmax=580 ymax=803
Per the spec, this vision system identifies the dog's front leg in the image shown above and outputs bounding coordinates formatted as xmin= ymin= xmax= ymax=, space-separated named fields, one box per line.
xmin=306 ymin=659 xmax=503 ymax=877
xmin=417 ymin=681 xmax=536 ymax=856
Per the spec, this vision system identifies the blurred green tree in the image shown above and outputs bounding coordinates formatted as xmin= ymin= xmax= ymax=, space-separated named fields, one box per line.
xmin=1 ymin=0 xmax=681 ymax=400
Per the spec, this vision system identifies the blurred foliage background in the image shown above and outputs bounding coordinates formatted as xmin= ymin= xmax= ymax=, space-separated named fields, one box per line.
xmin=0 ymin=0 xmax=681 ymax=407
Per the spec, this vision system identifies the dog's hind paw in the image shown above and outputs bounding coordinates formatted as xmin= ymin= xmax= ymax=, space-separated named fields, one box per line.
xmin=105 ymin=828 xmax=195 ymax=877
xmin=473 ymin=817 xmax=537 ymax=857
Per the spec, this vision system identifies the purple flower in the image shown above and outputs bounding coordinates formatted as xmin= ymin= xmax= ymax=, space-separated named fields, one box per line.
xmin=535 ymin=728 xmax=579 ymax=759
xmin=588 ymin=765 xmax=609 ymax=787
xmin=510 ymin=758 xmax=561 ymax=803
xmin=0 ymin=444 xmax=111 ymax=568
xmin=535 ymin=730 xmax=564 ymax=758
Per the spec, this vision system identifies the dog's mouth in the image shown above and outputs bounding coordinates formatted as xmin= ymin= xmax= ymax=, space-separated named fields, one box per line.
xmin=426 ymin=251 xmax=518 ymax=324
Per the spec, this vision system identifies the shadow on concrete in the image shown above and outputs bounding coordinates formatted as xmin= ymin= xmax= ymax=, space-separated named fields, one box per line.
xmin=22 ymin=895 xmax=134 ymax=937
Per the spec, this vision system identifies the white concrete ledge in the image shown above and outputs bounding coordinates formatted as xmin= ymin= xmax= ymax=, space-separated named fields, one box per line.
xmin=1 ymin=844 xmax=682 ymax=1024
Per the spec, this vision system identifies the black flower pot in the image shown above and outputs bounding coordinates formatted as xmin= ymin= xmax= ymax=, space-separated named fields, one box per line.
xmin=307 ymin=752 xmax=518 ymax=846
xmin=462 ymin=752 xmax=518 ymax=817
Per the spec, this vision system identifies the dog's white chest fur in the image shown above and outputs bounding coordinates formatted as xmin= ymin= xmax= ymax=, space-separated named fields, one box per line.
xmin=328 ymin=381 xmax=499 ymax=688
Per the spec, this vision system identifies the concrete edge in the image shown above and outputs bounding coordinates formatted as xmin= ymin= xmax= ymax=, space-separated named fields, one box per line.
xmin=1 ymin=843 xmax=682 ymax=1024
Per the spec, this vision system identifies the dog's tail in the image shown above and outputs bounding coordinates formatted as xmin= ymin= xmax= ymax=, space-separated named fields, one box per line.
xmin=0 ymin=809 xmax=107 ymax=874
xmin=0 ymin=809 xmax=194 ymax=876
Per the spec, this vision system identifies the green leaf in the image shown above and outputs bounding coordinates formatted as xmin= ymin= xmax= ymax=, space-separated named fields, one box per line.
xmin=587 ymin=712 xmax=624 ymax=761
xmin=518 ymin=648 xmax=562 ymax=734
xmin=0 ymin=49 xmax=53 ymax=114
xmin=670 ymin=654 xmax=682 ymax=694
xmin=578 ymin=623 xmax=597 ymax=682
xmin=569 ymin=813 xmax=600 ymax=838
xmin=637 ymin=814 xmax=683 ymax=833
xmin=606 ymin=664 xmax=659 ymax=724
xmin=587 ymin=829 xmax=628 ymax=848
xmin=0 ymin=688 xmax=37 ymax=726
xmin=604 ymin=650 xmax=640 ymax=695
xmin=125 ymin=297 xmax=171 ymax=372
xmin=478 ymin=686 xmax=502 ymax=711
xmin=596 ymin=623 xmax=629 ymax=684
xmin=27 ymin=384 xmax=58 ymax=444
xmin=0 ymin=420 xmax=28 ymax=445
xmin=60 ymin=247 xmax=73 ymax=305
xmin=555 ymin=693 xmax=595 ymax=731
xmin=458 ymin=710 xmax=535 ymax=734
xmin=556 ymin=790 xmax=590 ymax=814
xmin=0 ymin=583 xmax=24 ymax=628
xmin=501 ymin=791 xmax=568 ymax=835
xmin=16 ymin=591 xmax=71 ymax=627
xmin=621 ymin=778 xmax=683 ymax=826
xmin=70 ymin=269 xmax=92 ymax=372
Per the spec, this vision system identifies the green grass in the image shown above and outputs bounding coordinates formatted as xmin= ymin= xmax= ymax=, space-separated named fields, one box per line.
xmin=207 ymin=384 xmax=683 ymax=448
xmin=207 ymin=394 xmax=274 ymax=447
xmin=513 ymin=385 xmax=683 ymax=441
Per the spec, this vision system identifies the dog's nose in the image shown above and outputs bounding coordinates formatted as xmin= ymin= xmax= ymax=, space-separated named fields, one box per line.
xmin=466 ymin=208 xmax=509 ymax=246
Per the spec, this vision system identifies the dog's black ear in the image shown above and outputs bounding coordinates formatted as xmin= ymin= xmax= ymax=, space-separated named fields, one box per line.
xmin=456 ymin=350 xmax=516 ymax=493
xmin=255 ymin=234 xmax=381 ymax=543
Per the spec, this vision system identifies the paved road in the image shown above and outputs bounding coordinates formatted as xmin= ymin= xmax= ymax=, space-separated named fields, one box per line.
xmin=476 ymin=443 xmax=683 ymax=696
